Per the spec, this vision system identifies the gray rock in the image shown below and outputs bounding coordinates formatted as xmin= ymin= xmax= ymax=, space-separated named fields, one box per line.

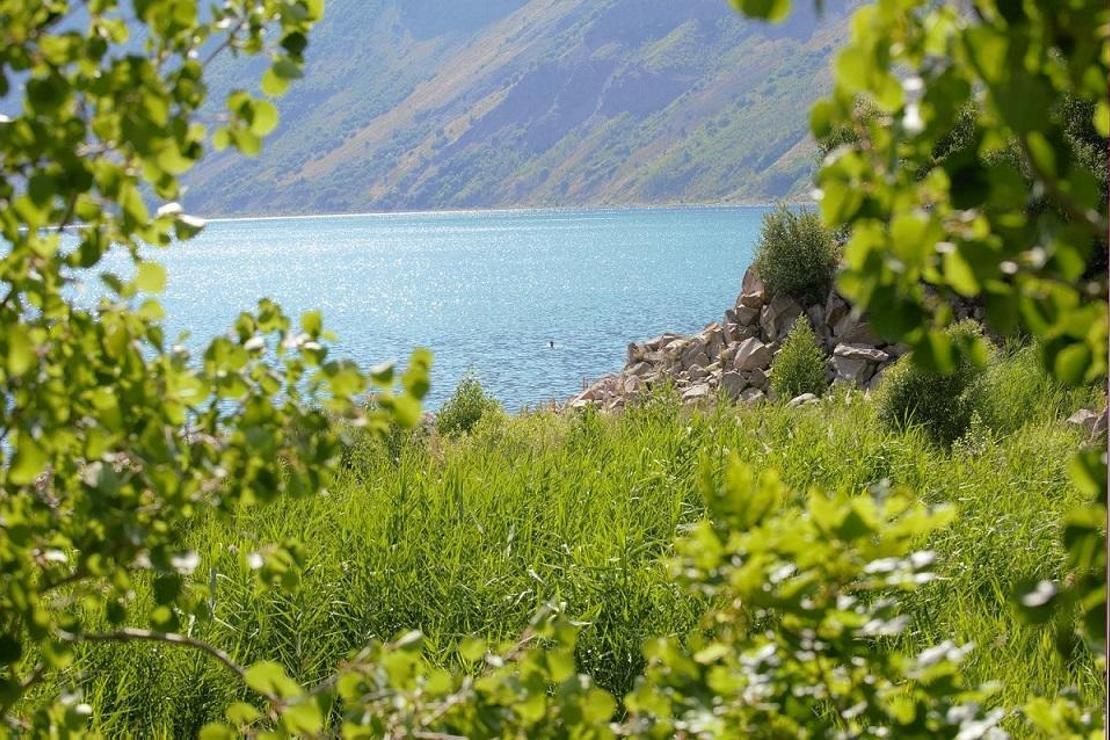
xmin=832 ymin=355 xmax=874 ymax=385
xmin=740 ymin=387 xmax=766 ymax=404
xmin=738 ymin=265 xmax=766 ymax=309
xmin=687 ymin=365 xmax=709 ymax=383
xmin=1067 ymin=409 xmax=1100 ymax=434
xmin=760 ymin=294 xmax=804 ymax=342
xmin=720 ymin=371 xmax=747 ymax=399
xmin=1093 ymin=408 xmax=1108 ymax=438
xmin=704 ymin=327 xmax=725 ymax=361
xmin=834 ymin=312 xmax=880 ymax=345
xmin=644 ymin=333 xmax=682 ymax=351
xmin=742 ymin=367 xmax=769 ymax=390
xmin=664 ymin=338 xmax=687 ymax=356
xmin=682 ymin=383 xmax=712 ymax=403
xmin=735 ymin=305 xmax=760 ymax=326
xmin=626 ymin=361 xmax=652 ymax=377
xmin=681 ymin=342 xmax=711 ymax=371
xmin=627 ymin=342 xmax=645 ymax=364
xmin=788 ymin=393 xmax=819 ymax=408
xmin=824 ymin=290 xmax=850 ymax=330
xmin=833 ymin=343 xmax=890 ymax=363
xmin=733 ymin=337 xmax=772 ymax=372
xmin=806 ymin=303 xmax=825 ymax=329
xmin=623 ymin=375 xmax=645 ymax=396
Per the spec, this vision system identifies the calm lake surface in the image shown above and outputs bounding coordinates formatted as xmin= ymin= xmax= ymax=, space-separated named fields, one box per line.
xmin=94 ymin=207 xmax=766 ymax=409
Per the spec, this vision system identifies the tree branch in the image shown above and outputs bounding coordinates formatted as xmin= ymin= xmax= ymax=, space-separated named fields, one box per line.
xmin=58 ymin=628 xmax=247 ymax=681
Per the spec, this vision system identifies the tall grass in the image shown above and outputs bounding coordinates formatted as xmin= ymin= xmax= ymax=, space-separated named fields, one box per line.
xmin=42 ymin=352 xmax=1103 ymax=735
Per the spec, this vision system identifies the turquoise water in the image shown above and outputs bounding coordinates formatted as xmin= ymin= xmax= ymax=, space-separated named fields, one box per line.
xmin=90 ymin=207 xmax=765 ymax=409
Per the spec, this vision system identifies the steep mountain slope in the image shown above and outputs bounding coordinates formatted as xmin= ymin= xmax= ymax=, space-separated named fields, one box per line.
xmin=183 ymin=0 xmax=855 ymax=216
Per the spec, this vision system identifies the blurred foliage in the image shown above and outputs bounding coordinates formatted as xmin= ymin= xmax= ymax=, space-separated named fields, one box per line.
xmin=0 ymin=0 xmax=431 ymax=732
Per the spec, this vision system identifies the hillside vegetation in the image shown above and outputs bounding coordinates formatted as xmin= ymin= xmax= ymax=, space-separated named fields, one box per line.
xmin=182 ymin=0 xmax=855 ymax=215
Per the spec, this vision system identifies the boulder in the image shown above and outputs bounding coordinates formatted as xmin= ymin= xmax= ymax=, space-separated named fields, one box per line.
xmin=719 ymin=371 xmax=747 ymax=399
xmin=704 ymin=326 xmax=726 ymax=361
xmin=623 ymin=375 xmax=645 ymax=396
xmin=644 ymin=332 xmax=682 ymax=350
xmin=627 ymin=342 xmax=645 ymax=364
xmin=824 ymin=290 xmax=850 ymax=330
xmin=682 ymin=383 xmax=712 ymax=404
xmin=741 ymin=367 xmax=769 ymax=390
xmin=737 ymin=265 xmax=766 ymax=309
xmin=788 ymin=393 xmax=819 ymax=408
xmin=1067 ymin=409 xmax=1101 ymax=435
xmin=735 ymin=305 xmax=760 ymax=326
xmin=663 ymin=338 xmax=687 ymax=356
xmin=687 ymin=365 xmax=709 ymax=383
xmin=806 ymin=304 xmax=825 ymax=330
xmin=760 ymin=294 xmax=803 ymax=342
xmin=834 ymin=312 xmax=880 ymax=345
xmin=681 ymin=340 xmax=711 ymax=371
xmin=1094 ymin=408 xmax=1108 ymax=438
xmin=733 ymin=337 xmax=772 ymax=372
xmin=833 ymin=343 xmax=890 ymax=363
xmin=832 ymin=355 xmax=874 ymax=385
xmin=626 ymin=361 xmax=652 ymax=377
xmin=739 ymin=387 xmax=766 ymax=405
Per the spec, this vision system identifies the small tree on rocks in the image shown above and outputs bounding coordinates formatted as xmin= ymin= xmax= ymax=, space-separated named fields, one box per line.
xmin=753 ymin=206 xmax=840 ymax=303
xmin=771 ymin=316 xmax=828 ymax=400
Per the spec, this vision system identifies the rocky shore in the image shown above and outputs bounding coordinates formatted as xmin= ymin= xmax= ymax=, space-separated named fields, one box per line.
xmin=570 ymin=265 xmax=948 ymax=411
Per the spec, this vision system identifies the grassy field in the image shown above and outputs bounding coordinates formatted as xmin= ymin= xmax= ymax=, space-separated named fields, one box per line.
xmin=42 ymin=347 xmax=1103 ymax=736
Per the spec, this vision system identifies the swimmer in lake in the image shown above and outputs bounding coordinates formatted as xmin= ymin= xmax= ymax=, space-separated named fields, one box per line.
xmin=548 ymin=340 xmax=555 ymax=349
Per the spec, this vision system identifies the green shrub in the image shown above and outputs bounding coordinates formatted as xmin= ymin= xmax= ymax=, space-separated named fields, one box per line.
xmin=753 ymin=205 xmax=840 ymax=303
xmin=436 ymin=371 xmax=502 ymax=436
xmin=876 ymin=322 xmax=988 ymax=444
xmin=770 ymin=316 xmax=828 ymax=400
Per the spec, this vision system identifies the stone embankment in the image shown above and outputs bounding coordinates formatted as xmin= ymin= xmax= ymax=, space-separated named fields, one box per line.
xmin=568 ymin=265 xmax=909 ymax=411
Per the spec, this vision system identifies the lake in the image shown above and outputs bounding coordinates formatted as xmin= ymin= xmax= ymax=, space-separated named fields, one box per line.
xmin=88 ymin=207 xmax=766 ymax=410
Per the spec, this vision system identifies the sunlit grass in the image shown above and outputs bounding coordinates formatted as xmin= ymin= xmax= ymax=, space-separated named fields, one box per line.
xmin=47 ymin=353 xmax=1103 ymax=736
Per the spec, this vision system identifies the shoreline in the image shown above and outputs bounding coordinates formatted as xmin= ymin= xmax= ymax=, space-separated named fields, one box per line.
xmin=195 ymin=198 xmax=809 ymax=224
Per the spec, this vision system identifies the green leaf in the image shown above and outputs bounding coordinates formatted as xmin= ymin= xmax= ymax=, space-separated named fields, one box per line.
xmin=198 ymin=724 xmax=237 ymax=740
xmin=260 ymin=67 xmax=289 ymax=97
xmin=1095 ymin=100 xmax=1109 ymax=137
xmin=6 ymin=324 xmax=35 ymax=376
xmin=301 ymin=309 xmax=323 ymax=337
xmin=249 ymin=99 xmax=279 ymax=136
xmin=244 ymin=661 xmax=303 ymax=700
xmin=9 ymin=436 xmax=47 ymax=485
xmin=281 ymin=700 xmax=323 ymax=735
xmin=135 ymin=262 xmax=167 ymax=293
xmin=1053 ymin=343 xmax=1090 ymax=387
xmin=730 ymin=0 xmax=791 ymax=22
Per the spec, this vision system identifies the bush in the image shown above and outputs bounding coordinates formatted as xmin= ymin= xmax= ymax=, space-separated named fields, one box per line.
xmin=753 ymin=205 xmax=840 ymax=303
xmin=436 ymin=371 xmax=502 ymax=436
xmin=876 ymin=321 xmax=988 ymax=444
xmin=771 ymin=316 xmax=828 ymax=400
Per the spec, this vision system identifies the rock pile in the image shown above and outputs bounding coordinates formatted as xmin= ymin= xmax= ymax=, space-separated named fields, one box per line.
xmin=568 ymin=265 xmax=908 ymax=411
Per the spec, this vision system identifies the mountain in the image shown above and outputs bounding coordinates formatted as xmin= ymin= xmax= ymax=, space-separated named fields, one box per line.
xmin=184 ymin=0 xmax=856 ymax=216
